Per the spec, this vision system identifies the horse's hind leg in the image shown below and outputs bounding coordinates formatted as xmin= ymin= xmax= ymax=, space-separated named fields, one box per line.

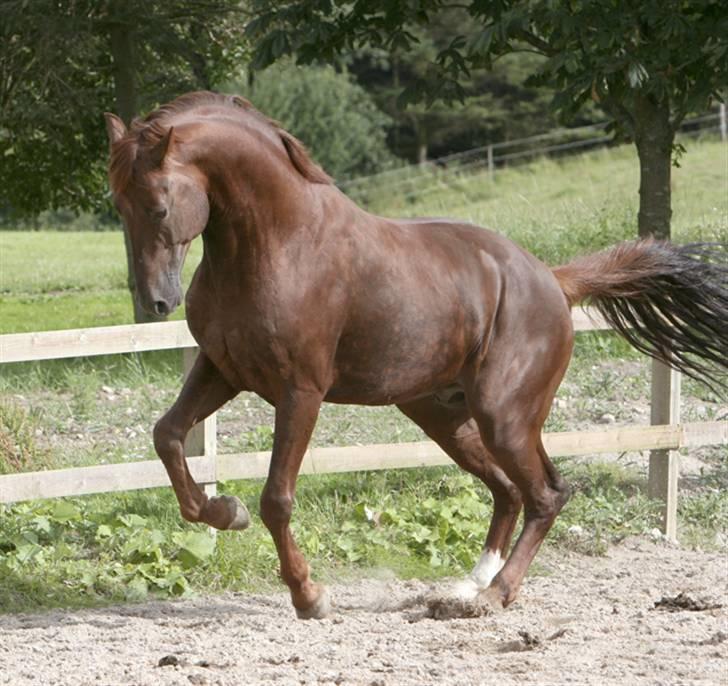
xmin=153 ymin=351 xmax=249 ymax=530
xmin=397 ymin=396 xmax=523 ymax=594
xmin=464 ymin=334 xmax=572 ymax=608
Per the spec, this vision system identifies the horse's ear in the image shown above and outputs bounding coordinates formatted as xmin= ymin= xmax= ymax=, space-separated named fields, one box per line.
xmin=104 ymin=113 xmax=127 ymax=147
xmin=149 ymin=126 xmax=175 ymax=167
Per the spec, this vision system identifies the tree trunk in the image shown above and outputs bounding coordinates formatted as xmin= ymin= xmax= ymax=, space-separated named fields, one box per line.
xmin=415 ymin=121 xmax=428 ymax=166
xmin=417 ymin=141 xmax=428 ymax=166
xmin=633 ymin=94 xmax=674 ymax=240
xmin=109 ymin=12 xmax=166 ymax=324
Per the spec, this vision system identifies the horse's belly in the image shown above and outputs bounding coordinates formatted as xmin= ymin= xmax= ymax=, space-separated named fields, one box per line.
xmin=326 ymin=315 xmax=478 ymax=405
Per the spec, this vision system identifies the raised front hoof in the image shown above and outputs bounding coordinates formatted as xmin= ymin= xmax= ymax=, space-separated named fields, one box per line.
xmin=204 ymin=495 xmax=250 ymax=531
xmin=295 ymin=587 xmax=331 ymax=621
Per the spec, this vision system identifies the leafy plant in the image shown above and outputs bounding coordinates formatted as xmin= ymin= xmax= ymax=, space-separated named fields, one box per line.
xmin=0 ymin=498 xmax=216 ymax=611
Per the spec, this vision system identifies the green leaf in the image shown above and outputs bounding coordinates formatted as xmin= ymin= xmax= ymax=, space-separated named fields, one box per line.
xmin=51 ymin=501 xmax=81 ymax=522
xmin=627 ymin=62 xmax=648 ymax=89
xmin=468 ymin=27 xmax=494 ymax=55
xmin=125 ymin=576 xmax=149 ymax=601
xmin=95 ymin=524 xmax=112 ymax=539
xmin=174 ymin=531 xmax=216 ymax=569
xmin=116 ymin=513 xmax=147 ymax=529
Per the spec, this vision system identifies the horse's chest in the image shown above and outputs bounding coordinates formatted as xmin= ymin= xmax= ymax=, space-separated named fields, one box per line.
xmin=192 ymin=321 xmax=272 ymax=391
xmin=186 ymin=302 xmax=285 ymax=401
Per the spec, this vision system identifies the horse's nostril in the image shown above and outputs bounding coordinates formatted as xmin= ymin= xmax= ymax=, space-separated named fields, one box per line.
xmin=154 ymin=300 xmax=170 ymax=316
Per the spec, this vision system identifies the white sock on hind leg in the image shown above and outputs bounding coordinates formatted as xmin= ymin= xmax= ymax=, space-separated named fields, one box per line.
xmin=451 ymin=549 xmax=504 ymax=601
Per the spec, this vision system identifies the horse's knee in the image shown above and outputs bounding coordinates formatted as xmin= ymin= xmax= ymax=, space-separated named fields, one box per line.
xmin=153 ymin=414 xmax=202 ymax=522
xmin=524 ymin=480 xmax=570 ymax=527
xmin=492 ymin=480 xmax=523 ymax=516
xmin=260 ymin=487 xmax=294 ymax=529
xmin=153 ymin=414 xmax=184 ymax=458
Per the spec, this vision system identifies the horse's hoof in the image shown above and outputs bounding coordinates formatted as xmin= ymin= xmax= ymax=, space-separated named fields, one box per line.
xmin=295 ymin=587 xmax=331 ymax=620
xmin=206 ymin=495 xmax=250 ymax=530
xmin=224 ymin=495 xmax=250 ymax=530
xmin=475 ymin=585 xmax=508 ymax=612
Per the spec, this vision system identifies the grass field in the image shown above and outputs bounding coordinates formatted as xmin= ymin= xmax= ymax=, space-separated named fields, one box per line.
xmin=0 ymin=136 xmax=726 ymax=612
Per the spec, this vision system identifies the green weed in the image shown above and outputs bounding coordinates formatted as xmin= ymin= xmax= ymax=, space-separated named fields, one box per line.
xmin=0 ymin=401 xmax=55 ymax=474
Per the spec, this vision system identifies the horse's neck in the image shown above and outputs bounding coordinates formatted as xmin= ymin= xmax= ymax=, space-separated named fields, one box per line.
xmin=200 ymin=176 xmax=326 ymax=275
xmin=197 ymin=152 xmax=313 ymax=253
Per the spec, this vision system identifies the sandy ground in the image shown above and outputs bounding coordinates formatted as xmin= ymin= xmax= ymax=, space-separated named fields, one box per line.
xmin=1 ymin=537 xmax=726 ymax=686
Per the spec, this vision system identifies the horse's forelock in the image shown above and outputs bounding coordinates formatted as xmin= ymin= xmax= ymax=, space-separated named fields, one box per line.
xmin=108 ymin=137 xmax=138 ymax=195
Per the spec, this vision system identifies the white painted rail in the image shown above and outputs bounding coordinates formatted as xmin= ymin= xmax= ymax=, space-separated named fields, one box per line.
xmin=1 ymin=309 xmax=724 ymax=540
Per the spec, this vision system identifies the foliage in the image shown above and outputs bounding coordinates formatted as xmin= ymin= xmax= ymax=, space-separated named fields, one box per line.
xmin=2 ymin=462 xmax=724 ymax=612
xmin=247 ymin=0 xmax=728 ymax=236
xmin=0 ymin=0 xmax=247 ymax=218
xmin=232 ymin=61 xmax=396 ymax=179
xmin=345 ymin=10 xmax=571 ymax=162
xmin=248 ymin=0 xmax=727 ymax=121
xmin=0 ymin=498 xmax=216 ymax=611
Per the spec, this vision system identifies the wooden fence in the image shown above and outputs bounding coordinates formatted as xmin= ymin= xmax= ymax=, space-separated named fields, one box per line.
xmin=1 ymin=309 xmax=726 ymax=540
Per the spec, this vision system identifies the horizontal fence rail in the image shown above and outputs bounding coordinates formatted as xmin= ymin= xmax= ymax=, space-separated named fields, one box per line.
xmin=0 ymin=309 xmax=608 ymax=364
xmin=338 ymin=111 xmax=724 ymax=196
xmin=0 ymin=320 xmax=196 ymax=363
xmin=1 ymin=422 xmax=725 ymax=505
xmin=1 ymin=309 xmax=725 ymax=541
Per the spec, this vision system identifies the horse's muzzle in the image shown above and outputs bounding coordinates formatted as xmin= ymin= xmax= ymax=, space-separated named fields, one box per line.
xmin=152 ymin=297 xmax=178 ymax=316
xmin=138 ymin=283 xmax=183 ymax=317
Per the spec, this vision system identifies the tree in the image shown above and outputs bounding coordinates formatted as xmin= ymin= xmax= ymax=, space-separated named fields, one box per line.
xmin=0 ymin=0 xmax=246 ymax=322
xmin=346 ymin=9 xmax=567 ymax=163
xmin=235 ymin=61 xmax=395 ymax=180
xmin=247 ymin=0 xmax=728 ymax=239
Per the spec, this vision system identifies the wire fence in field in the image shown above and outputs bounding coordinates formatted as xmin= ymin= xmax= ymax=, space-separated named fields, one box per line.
xmin=339 ymin=110 xmax=727 ymax=208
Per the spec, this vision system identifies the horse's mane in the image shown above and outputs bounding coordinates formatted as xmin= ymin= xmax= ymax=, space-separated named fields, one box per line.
xmin=109 ymin=91 xmax=332 ymax=193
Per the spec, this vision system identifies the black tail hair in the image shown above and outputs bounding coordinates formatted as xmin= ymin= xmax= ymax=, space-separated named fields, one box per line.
xmin=553 ymin=240 xmax=728 ymax=393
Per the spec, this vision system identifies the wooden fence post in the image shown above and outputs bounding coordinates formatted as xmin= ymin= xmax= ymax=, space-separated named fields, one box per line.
xmin=648 ymin=359 xmax=681 ymax=541
xmin=182 ymin=347 xmax=218 ymax=534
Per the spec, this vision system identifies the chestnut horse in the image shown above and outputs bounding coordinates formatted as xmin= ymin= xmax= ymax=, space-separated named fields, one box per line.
xmin=105 ymin=92 xmax=728 ymax=619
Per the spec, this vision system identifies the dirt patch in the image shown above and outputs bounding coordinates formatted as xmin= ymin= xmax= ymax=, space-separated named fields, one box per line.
xmin=1 ymin=537 xmax=725 ymax=686
xmin=653 ymin=592 xmax=723 ymax=613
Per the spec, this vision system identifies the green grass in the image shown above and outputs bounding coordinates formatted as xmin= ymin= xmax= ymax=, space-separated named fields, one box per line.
xmin=2 ymin=458 xmax=722 ymax=613
xmin=0 ymin=136 xmax=726 ymax=612
xmin=0 ymin=232 xmax=202 ymax=333
xmin=359 ymin=137 xmax=728 ymax=264
xmin=0 ymin=463 xmax=668 ymax=613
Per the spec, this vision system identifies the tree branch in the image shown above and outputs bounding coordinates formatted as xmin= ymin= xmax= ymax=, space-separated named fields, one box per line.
xmin=514 ymin=29 xmax=555 ymax=56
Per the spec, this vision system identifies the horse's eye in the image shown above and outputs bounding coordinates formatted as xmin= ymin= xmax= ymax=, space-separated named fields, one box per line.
xmin=150 ymin=207 xmax=168 ymax=221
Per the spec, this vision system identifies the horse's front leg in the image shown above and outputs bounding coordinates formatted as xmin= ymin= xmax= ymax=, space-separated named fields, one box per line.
xmin=153 ymin=351 xmax=249 ymax=530
xmin=259 ymin=387 xmax=327 ymax=619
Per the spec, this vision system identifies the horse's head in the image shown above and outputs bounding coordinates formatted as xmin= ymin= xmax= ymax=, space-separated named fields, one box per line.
xmin=104 ymin=113 xmax=209 ymax=316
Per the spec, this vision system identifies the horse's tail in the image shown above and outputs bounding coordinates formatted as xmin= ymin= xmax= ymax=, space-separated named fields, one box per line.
xmin=551 ymin=239 xmax=728 ymax=390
